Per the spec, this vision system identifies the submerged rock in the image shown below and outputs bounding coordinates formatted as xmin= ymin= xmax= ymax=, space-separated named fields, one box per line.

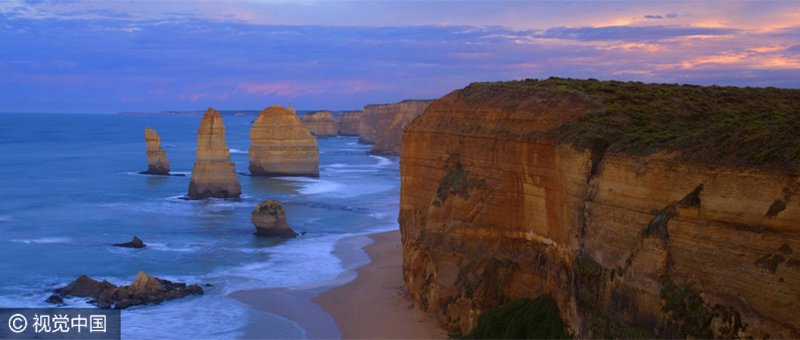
xmin=45 ymin=294 xmax=64 ymax=304
xmin=301 ymin=110 xmax=337 ymax=137
xmin=252 ymin=199 xmax=297 ymax=238
xmin=112 ymin=236 xmax=146 ymax=249
xmin=249 ymin=105 xmax=319 ymax=177
xmin=143 ymin=128 xmax=170 ymax=175
xmin=52 ymin=272 xmax=203 ymax=309
xmin=187 ymin=108 xmax=241 ymax=198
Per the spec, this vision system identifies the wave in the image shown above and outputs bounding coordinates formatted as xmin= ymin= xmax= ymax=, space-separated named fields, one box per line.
xmin=0 ymin=215 xmax=11 ymax=222
xmin=369 ymin=155 xmax=396 ymax=168
xmin=229 ymin=148 xmax=248 ymax=154
xmin=11 ymin=237 xmax=72 ymax=245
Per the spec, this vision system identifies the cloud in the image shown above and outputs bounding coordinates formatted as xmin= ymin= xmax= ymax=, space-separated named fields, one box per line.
xmin=539 ymin=25 xmax=737 ymax=42
xmin=0 ymin=2 xmax=799 ymax=113
xmin=644 ymin=13 xmax=678 ymax=20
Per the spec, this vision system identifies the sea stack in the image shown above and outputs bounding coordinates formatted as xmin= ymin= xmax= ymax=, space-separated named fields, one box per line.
xmin=336 ymin=110 xmax=362 ymax=136
xmin=143 ymin=128 xmax=170 ymax=175
xmin=301 ymin=110 xmax=337 ymax=137
xmin=251 ymin=200 xmax=297 ymax=237
xmin=187 ymin=108 xmax=241 ymax=198
xmin=249 ymin=105 xmax=319 ymax=177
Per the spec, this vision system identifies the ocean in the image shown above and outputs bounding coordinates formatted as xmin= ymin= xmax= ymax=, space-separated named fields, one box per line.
xmin=0 ymin=112 xmax=401 ymax=338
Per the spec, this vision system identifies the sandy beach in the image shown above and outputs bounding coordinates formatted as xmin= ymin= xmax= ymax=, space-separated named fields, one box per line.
xmin=230 ymin=230 xmax=446 ymax=339
xmin=315 ymin=230 xmax=447 ymax=339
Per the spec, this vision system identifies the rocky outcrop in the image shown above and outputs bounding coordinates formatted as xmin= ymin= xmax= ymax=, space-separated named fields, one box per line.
xmin=51 ymin=272 xmax=203 ymax=309
xmin=357 ymin=100 xmax=433 ymax=154
xmin=336 ymin=110 xmax=363 ymax=136
xmin=252 ymin=200 xmax=297 ymax=237
xmin=302 ymin=111 xmax=337 ymax=137
xmin=187 ymin=108 xmax=241 ymax=198
xmin=400 ymin=78 xmax=800 ymax=338
xmin=112 ymin=236 xmax=146 ymax=249
xmin=249 ymin=105 xmax=319 ymax=177
xmin=143 ymin=128 xmax=170 ymax=175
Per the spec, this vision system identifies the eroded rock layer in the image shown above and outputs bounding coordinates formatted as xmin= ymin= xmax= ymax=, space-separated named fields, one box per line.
xmin=249 ymin=105 xmax=319 ymax=177
xmin=302 ymin=110 xmax=337 ymax=137
xmin=360 ymin=100 xmax=433 ymax=154
xmin=144 ymin=128 xmax=170 ymax=174
xmin=187 ymin=108 xmax=241 ymax=198
xmin=336 ymin=110 xmax=362 ymax=136
xmin=400 ymin=79 xmax=800 ymax=338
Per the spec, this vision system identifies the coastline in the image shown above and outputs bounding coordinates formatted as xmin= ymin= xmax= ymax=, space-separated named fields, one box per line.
xmin=314 ymin=230 xmax=446 ymax=339
xmin=230 ymin=230 xmax=446 ymax=339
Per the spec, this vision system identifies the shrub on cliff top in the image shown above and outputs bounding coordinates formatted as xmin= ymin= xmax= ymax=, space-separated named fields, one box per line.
xmin=468 ymin=295 xmax=570 ymax=339
xmin=466 ymin=78 xmax=800 ymax=171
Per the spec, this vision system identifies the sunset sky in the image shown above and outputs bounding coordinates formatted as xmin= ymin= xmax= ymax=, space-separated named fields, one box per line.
xmin=2 ymin=0 xmax=799 ymax=113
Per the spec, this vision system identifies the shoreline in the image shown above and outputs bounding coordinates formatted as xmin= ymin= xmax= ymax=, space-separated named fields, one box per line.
xmin=315 ymin=230 xmax=446 ymax=339
xmin=230 ymin=230 xmax=446 ymax=339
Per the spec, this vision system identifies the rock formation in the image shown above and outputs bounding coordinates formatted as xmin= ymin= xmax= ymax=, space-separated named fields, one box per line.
xmin=356 ymin=100 xmax=433 ymax=154
xmin=249 ymin=105 xmax=319 ymax=177
xmin=400 ymin=78 xmax=800 ymax=338
xmin=112 ymin=236 xmax=146 ymax=248
xmin=143 ymin=128 xmax=170 ymax=175
xmin=51 ymin=272 xmax=203 ymax=309
xmin=252 ymin=199 xmax=297 ymax=237
xmin=336 ymin=110 xmax=363 ymax=136
xmin=301 ymin=110 xmax=337 ymax=137
xmin=187 ymin=108 xmax=241 ymax=198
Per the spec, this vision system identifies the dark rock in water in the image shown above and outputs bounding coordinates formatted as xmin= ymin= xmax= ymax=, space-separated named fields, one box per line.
xmin=55 ymin=271 xmax=203 ymax=309
xmin=56 ymin=275 xmax=117 ymax=298
xmin=45 ymin=294 xmax=64 ymax=304
xmin=112 ymin=236 xmax=146 ymax=248
xmin=252 ymin=200 xmax=297 ymax=238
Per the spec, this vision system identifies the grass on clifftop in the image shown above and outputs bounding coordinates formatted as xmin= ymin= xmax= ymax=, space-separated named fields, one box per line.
xmin=468 ymin=77 xmax=800 ymax=171
xmin=467 ymin=295 xmax=570 ymax=339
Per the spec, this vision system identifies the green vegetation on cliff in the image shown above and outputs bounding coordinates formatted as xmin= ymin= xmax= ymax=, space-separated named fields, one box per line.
xmin=468 ymin=295 xmax=570 ymax=339
xmin=466 ymin=77 xmax=800 ymax=171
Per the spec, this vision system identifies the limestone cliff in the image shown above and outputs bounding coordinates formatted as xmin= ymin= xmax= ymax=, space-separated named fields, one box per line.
xmin=249 ymin=105 xmax=319 ymax=177
xmin=336 ymin=110 xmax=362 ymax=136
xmin=143 ymin=128 xmax=170 ymax=175
xmin=400 ymin=78 xmax=800 ymax=338
xmin=187 ymin=108 xmax=241 ymax=198
xmin=302 ymin=110 xmax=337 ymax=137
xmin=359 ymin=100 xmax=433 ymax=154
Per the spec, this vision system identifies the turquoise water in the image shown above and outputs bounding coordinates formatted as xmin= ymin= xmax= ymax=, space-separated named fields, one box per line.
xmin=0 ymin=113 xmax=400 ymax=338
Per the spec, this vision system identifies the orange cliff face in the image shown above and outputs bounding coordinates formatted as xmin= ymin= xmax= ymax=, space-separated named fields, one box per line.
xmin=188 ymin=108 xmax=241 ymax=198
xmin=301 ymin=110 xmax=337 ymax=137
xmin=336 ymin=110 xmax=362 ymax=136
xmin=249 ymin=105 xmax=319 ymax=177
xmin=143 ymin=128 xmax=169 ymax=175
xmin=399 ymin=79 xmax=800 ymax=338
xmin=360 ymin=100 xmax=433 ymax=155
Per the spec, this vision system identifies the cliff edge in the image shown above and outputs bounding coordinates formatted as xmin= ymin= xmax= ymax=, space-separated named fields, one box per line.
xmin=400 ymin=78 xmax=800 ymax=338
xmin=302 ymin=110 xmax=338 ymax=137
xmin=355 ymin=100 xmax=433 ymax=154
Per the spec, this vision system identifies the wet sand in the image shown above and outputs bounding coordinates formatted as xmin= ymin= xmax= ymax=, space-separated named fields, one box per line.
xmin=230 ymin=230 xmax=446 ymax=339
xmin=314 ymin=231 xmax=446 ymax=339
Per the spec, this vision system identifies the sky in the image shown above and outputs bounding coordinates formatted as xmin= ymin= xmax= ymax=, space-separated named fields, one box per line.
xmin=1 ymin=1 xmax=799 ymax=113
